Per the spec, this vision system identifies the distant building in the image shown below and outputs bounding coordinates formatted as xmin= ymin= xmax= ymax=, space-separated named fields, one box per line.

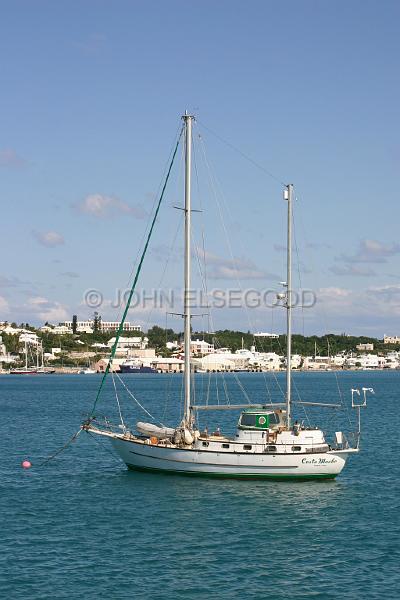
xmin=254 ymin=332 xmax=279 ymax=339
xmin=94 ymin=358 xmax=126 ymax=373
xmin=384 ymin=335 xmax=400 ymax=345
xmin=166 ymin=341 xmax=180 ymax=350
xmin=39 ymin=325 xmax=54 ymax=333
xmin=152 ymin=357 xmax=184 ymax=373
xmin=107 ymin=336 xmax=147 ymax=349
xmin=61 ymin=320 xmax=141 ymax=333
xmin=0 ymin=325 xmax=23 ymax=335
xmin=190 ymin=339 xmax=215 ymax=355
xmin=19 ymin=332 xmax=39 ymax=344
xmin=356 ymin=343 xmax=374 ymax=351
xmin=53 ymin=325 xmax=73 ymax=335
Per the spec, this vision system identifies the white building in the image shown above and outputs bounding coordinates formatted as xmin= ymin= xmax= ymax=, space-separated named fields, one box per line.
xmin=331 ymin=354 xmax=346 ymax=368
xmin=53 ymin=325 xmax=73 ymax=334
xmin=166 ymin=341 xmax=180 ymax=351
xmin=151 ymin=357 xmax=184 ymax=373
xmin=356 ymin=343 xmax=374 ymax=351
xmin=19 ymin=332 xmax=39 ymax=345
xmin=254 ymin=332 xmax=279 ymax=339
xmin=107 ymin=336 xmax=149 ymax=357
xmin=107 ymin=336 xmax=147 ymax=349
xmin=1 ymin=325 xmax=23 ymax=335
xmin=62 ymin=320 xmax=141 ymax=333
xmin=345 ymin=354 xmax=385 ymax=369
xmin=190 ymin=339 xmax=215 ymax=355
xmin=384 ymin=352 xmax=400 ymax=369
xmin=192 ymin=353 xmax=237 ymax=372
xmin=303 ymin=355 xmax=331 ymax=370
xmin=384 ymin=335 xmax=400 ymax=345
xmin=39 ymin=325 xmax=54 ymax=333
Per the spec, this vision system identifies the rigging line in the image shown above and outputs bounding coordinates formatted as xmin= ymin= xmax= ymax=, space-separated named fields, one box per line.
xmin=86 ymin=431 xmax=122 ymax=463
xmin=198 ymin=133 xmax=275 ymax=370
xmin=294 ymin=192 xmax=352 ymax=426
xmin=89 ymin=124 xmax=184 ymax=418
xmin=115 ymin=122 xmax=184 ymax=326
xmin=215 ymin=374 xmax=220 ymax=406
xmin=197 ymin=136 xmax=256 ymax=347
xmin=197 ymin=120 xmax=286 ymax=187
xmin=37 ymin=428 xmax=82 ymax=467
xmin=142 ymin=211 xmax=184 ymax=333
xmin=206 ymin=369 xmax=211 ymax=406
xmin=201 ymin=133 xmax=283 ymax=402
xmin=111 ymin=371 xmax=126 ymax=429
xmin=114 ymin=371 xmax=161 ymax=424
xmin=292 ymin=198 xmax=305 ymax=338
xmin=193 ymin=133 xmax=211 ymax=331
xmin=222 ymin=374 xmax=230 ymax=405
xmin=142 ymin=132 xmax=185 ymax=331
xmin=233 ymin=372 xmax=252 ymax=404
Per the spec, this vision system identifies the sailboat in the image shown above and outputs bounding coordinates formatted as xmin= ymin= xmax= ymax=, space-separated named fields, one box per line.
xmin=83 ymin=113 xmax=370 ymax=479
xmin=10 ymin=337 xmax=38 ymax=375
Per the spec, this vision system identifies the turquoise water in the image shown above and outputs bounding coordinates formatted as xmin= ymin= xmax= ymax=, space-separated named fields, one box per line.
xmin=1 ymin=371 xmax=399 ymax=599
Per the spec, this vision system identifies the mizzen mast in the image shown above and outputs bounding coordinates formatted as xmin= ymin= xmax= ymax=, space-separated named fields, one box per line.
xmin=284 ymin=183 xmax=293 ymax=429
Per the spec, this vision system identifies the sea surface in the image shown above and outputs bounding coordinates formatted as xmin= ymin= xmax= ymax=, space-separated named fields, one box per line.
xmin=1 ymin=370 xmax=399 ymax=599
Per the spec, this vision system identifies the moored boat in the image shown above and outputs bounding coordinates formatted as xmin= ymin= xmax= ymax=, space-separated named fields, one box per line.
xmin=83 ymin=113 xmax=372 ymax=480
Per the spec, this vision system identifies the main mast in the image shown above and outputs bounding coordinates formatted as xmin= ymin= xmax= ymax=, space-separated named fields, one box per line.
xmin=183 ymin=112 xmax=194 ymax=427
xmin=285 ymin=183 xmax=293 ymax=429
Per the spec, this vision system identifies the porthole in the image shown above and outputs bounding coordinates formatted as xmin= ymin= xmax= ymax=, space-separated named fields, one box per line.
xmin=222 ymin=443 xmax=230 ymax=449
xmin=292 ymin=446 xmax=301 ymax=452
xmin=243 ymin=445 xmax=252 ymax=450
xmin=265 ymin=445 xmax=277 ymax=453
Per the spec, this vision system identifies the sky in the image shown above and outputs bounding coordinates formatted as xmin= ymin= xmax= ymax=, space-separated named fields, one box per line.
xmin=0 ymin=0 xmax=399 ymax=336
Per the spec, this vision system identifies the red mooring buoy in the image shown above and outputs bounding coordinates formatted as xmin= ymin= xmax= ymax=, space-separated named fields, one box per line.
xmin=22 ymin=460 xmax=32 ymax=469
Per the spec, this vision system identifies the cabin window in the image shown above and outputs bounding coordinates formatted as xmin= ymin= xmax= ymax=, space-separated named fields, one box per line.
xmin=240 ymin=412 xmax=280 ymax=429
xmin=222 ymin=443 xmax=230 ymax=449
xmin=265 ymin=445 xmax=277 ymax=453
xmin=243 ymin=445 xmax=252 ymax=450
xmin=268 ymin=413 xmax=280 ymax=426
xmin=202 ymin=441 xmax=209 ymax=447
xmin=292 ymin=446 xmax=301 ymax=452
xmin=241 ymin=414 xmax=270 ymax=428
xmin=240 ymin=414 xmax=256 ymax=427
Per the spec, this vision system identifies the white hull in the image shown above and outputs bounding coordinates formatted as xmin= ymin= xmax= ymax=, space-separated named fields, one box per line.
xmin=110 ymin=436 xmax=354 ymax=479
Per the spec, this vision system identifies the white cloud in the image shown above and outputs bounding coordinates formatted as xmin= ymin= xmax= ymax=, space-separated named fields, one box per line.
xmin=38 ymin=303 xmax=69 ymax=323
xmin=337 ymin=239 xmax=400 ymax=264
xmin=329 ymin=265 xmax=376 ymax=277
xmin=27 ymin=297 xmax=69 ymax=322
xmin=314 ymin=283 xmax=400 ymax=322
xmin=33 ymin=230 xmax=65 ymax=247
xmin=28 ymin=297 xmax=48 ymax=306
xmin=318 ymin=286 xmax=352 ymax=299
xmin=76 ymin=194 xmax=148 ymax=219
xmin=367 ymin=284 xmax=400 ymax=303
xmin=200 ymin=250 xmax=277 ymax=281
